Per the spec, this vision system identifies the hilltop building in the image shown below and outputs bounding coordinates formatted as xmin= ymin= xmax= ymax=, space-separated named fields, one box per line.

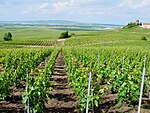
xmin=127 ymin=20 xmax=142 ymax=26
xmin=123 ymin=20 xmax=142 ymax=29
xmin=142 ymin=23 xmax=150 ymax=28
xmin=131 ymin=20 xmax=140 ymax=25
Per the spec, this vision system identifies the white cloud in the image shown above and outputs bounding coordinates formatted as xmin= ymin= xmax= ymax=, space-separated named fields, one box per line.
xmin=51 ymin=0 xmax=98 ymax=14
xmin=52 ymin=0 xmax=74 ymax=13
xmin=39 ymin=3 xmax=49 ymax=9
xmin=21 ymin=2 xmax=49 ymax=14
xmin=21 ymin=0 xmax=102 ymax=15
xmin=118 ymin=0 xmax=150 ymax=9
xmin=73 ymin=0 xmax=97 ymax=5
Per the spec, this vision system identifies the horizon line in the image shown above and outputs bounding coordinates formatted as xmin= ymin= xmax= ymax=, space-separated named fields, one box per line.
xmin=0 ymin=19 xmax=124 ymax=26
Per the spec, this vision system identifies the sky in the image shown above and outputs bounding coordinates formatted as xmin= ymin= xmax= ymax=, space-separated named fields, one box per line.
xmin=0 ymin=0 xmax=150 ymax=25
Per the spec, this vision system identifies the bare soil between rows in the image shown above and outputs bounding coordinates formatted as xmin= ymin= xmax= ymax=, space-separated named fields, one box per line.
xmin=94 ymin=92 xmax=150 ymax=113
xmin=45 ymin=51 xmax=78 ymax=113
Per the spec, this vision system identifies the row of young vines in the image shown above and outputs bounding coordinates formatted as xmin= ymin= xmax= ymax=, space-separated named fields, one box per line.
xmin=64 ymin=47 xmax=150 ymax=112
xmin=0 ymin=48 xmax=59 ymax=112
xmin=1 ymin=40 xmax=57 ymax=46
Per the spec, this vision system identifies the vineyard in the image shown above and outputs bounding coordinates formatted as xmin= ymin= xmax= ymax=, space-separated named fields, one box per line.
xmin=1 ymin=40 xmax=57 ymax=47
xmin=0 ymin=48 xmax=59 ymax=112
xmin=0 ymin=26 xmax=150 ymax=113
xmin=64 ymin=47 xmax=150 ymax=112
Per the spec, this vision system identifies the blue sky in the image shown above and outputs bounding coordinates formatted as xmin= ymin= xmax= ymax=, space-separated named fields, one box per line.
xmin=0 ymin=0 xmax=150 ymax=24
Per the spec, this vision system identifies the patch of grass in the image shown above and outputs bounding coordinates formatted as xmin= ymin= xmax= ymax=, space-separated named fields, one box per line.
xmin=0 ymin=26 xmax=63 ymax=41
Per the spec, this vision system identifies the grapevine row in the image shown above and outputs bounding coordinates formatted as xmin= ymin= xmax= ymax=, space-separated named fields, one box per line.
xmin=64 ymin=47 xmax=150 ymax=112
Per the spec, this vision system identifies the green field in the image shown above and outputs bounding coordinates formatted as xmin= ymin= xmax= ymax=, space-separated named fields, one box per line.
xmin=0 ymin=26 xmax=150 ymax=49
xmin=0 ymin=26 xmax=62 ymax=41
xmin=0 ymin=25 xmax=150 ymax=112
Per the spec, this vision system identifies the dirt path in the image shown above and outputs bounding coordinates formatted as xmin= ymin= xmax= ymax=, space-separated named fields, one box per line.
xmin=45 ymin=51 xmax=77 ymax=113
